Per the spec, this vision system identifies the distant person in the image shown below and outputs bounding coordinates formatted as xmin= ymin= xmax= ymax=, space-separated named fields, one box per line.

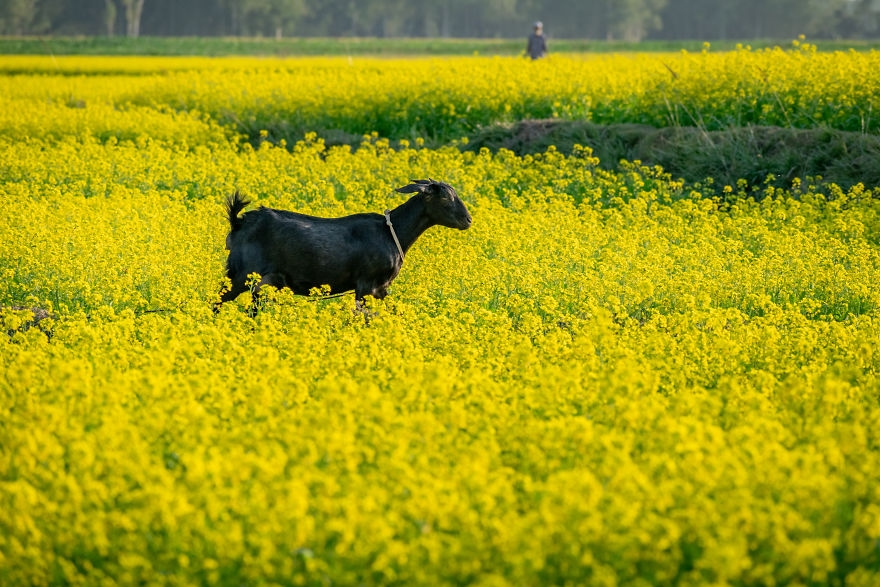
xmin=527 ymin=21 xmax=547 ymax=60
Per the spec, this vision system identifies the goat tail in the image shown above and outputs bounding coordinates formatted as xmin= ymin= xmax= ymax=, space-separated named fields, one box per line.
xmin=226 ymin=190 xmax=251 ymax=232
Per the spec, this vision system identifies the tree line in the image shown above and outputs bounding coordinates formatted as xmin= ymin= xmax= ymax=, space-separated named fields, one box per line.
xmin=3 ymin=0 xmax=880 ymax=41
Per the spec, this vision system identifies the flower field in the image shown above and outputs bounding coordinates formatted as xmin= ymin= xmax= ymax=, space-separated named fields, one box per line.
xmin=5 ymin=41 xmax=880 ymax=144
xmin=2 ymin=50 xmax=880 ymax=585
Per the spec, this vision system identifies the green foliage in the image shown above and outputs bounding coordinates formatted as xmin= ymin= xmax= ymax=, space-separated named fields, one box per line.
xmin=12 ymin=35 xmax=871 ymax=57
xmin=0 ymin=0 xmax=868 ymax=40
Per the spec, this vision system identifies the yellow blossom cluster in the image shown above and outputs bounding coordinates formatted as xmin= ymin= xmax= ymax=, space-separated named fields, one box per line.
xmin=4 ymin=43 xmax=880 ymax=143
xmin=1 ymin=54 xmax=880 ymax=585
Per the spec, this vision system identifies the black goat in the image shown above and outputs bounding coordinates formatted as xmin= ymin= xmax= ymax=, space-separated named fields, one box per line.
xmin=218 ymin=179 xmax=472 ymax=309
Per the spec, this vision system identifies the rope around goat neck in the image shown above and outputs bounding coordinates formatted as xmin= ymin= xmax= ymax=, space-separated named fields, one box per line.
xmin=384 ymin=210 xmax=405 ymax=260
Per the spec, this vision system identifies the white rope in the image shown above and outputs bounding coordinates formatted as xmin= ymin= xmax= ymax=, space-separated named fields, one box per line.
xmin=384 ymin=209 xmax=405 ymax=260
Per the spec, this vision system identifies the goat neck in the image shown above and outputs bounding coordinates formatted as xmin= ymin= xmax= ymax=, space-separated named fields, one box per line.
xmin=385 ymin=195 xmax=434 ymax=255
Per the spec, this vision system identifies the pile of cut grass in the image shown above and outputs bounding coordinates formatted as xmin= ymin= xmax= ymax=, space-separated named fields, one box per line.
xmin=465 ymin=120 xmax=880 ymax=191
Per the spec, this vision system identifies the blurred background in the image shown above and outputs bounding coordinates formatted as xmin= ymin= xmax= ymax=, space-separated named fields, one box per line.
xmin=2 ymin=0 xmax=880 ymax=41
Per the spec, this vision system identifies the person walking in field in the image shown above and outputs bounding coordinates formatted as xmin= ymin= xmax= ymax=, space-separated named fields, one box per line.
xmin=527 ymin=21 xmax=547 ymax=60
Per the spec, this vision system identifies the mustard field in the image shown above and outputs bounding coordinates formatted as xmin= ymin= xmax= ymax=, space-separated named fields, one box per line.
xmin=4 ymin=42 xmax=880 ymax=144
xmin=2 ymin=51 xmax=880 ymax=585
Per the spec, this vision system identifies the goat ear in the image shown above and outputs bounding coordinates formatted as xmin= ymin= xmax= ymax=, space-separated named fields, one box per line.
xmin=395 ymin=184 xmax=422 ymax=194
xmin=395 ymin=180 xmax=431 ymax=194
xmin=394 ymin=179 xmax=444 ymax=195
